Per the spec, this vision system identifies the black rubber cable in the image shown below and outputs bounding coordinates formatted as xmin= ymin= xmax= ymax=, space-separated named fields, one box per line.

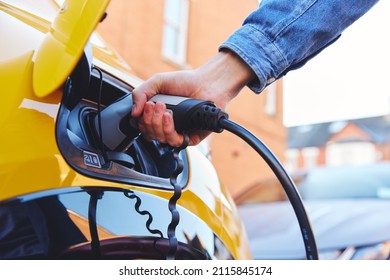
xmin=91 ymin=66 xmax=105 ymax=155
xmin=88 ymin=191 xmax=102 ymax=259
xmin=166 ymin=134 xmax=189 ymax=260
xmin=218 ymin=117 xmax=319 ymax=260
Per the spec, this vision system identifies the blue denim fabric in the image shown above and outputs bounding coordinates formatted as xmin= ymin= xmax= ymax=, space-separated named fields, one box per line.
xmin=220 ymin=0 xmax=379 ymax=93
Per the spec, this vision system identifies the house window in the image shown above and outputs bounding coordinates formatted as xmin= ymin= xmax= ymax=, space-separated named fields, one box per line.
xmin=162 ymin=0 xmax=189 ymax=66
xmin=285 ymin=149 xmax=299 ymax=172
xmin=302 ymin=147 xmax=319 ymax=169
xmin=326 ymin=141 xmax=376 ymax=166
xmin=264 ymin=82 xmax=277 ymax=116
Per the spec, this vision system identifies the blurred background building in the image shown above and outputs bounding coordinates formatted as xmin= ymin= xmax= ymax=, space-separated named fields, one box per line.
xmin=286 ymin=115 xmax=390 ymax=172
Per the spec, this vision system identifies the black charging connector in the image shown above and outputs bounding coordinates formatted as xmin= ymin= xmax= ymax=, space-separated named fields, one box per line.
xmin=151 ymin=94 xmax=319 ymax=260
xmin=150 ymin=94 xmax=228 ymax=133
xmin=94 ymin=92 xmax=319 ymax=260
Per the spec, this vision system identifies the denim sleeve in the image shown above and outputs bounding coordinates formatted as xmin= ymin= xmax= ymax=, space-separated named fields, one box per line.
xmin=219 ymin=0 xmax=379 ymax=93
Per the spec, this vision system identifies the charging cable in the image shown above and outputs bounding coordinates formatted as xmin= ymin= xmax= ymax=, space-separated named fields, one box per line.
xmin=95 ymin=93 xmax=319 ymax=260
xmin=149 ymin=94 xmax=319 ymax=260
xmin=219 ymin=118 xmax=318 ymax=260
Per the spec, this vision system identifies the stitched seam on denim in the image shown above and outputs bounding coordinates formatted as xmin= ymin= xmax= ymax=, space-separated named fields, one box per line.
xmin=246 ymin=24 xmax=287 ymax=72
xmin=273 ymin=0 xmax=319 ymax=39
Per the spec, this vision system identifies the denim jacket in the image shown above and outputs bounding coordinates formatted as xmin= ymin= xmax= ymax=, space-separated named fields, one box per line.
xmin=220 ymin=0 xmax=379 ymax=93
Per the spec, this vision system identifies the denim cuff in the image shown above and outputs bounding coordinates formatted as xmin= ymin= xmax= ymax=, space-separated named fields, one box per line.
xmin=219 ymin=24 xmax=287 ymax=94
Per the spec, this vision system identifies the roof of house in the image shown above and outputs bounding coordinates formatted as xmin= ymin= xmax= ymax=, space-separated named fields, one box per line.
xmin=288 ymin=115 xmax=390 ymax=149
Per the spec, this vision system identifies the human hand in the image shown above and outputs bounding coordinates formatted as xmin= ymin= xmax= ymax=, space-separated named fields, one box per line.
xmin=131 ymin=50 xmax=255 ymax=147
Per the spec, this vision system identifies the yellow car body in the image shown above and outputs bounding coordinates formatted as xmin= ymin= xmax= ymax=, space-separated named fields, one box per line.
xmin=0 ymin=0 xmax=251 ymax=259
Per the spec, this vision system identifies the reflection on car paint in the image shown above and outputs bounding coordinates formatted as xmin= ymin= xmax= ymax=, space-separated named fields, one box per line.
xmin=0 ymin=187 xmax=233 ymax=260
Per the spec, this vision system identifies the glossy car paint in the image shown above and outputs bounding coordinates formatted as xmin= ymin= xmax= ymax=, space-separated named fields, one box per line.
xmin=0 ymin=0 xmax=251 ymax=259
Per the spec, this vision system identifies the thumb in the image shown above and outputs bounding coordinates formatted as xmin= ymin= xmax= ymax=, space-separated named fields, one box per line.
xmin=131 ymin=88 xmax=147 ymax=118
xmin=131 ymin=74 xmax=165 ymax=117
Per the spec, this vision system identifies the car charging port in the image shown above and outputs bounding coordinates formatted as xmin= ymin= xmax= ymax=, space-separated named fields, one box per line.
xmin=55 ymin=60 xmax=189 ymax=191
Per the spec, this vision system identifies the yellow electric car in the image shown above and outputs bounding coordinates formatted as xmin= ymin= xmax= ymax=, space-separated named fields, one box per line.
xmin=0 ymin=0 xmax=252 ymax=259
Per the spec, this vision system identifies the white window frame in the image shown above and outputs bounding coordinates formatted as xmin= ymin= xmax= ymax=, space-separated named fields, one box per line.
xmin=302 ymin=147 xmax=319 ymax=169
xmin=326 ymin=141 xmax=376 ymax=166
xmin=162 ymin=0 xmax=189 ymax=66
xmin=264 ymin=82 xmax=277 ymax=116
xmin=284 ymin=149 xmax=299 ymax=172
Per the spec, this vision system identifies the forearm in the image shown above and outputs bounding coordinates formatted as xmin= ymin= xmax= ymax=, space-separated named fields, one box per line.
xmin=194 ymin=49 xmax=256 ymax=108
xmin=220 ymin=0 xmax=379 ymax=93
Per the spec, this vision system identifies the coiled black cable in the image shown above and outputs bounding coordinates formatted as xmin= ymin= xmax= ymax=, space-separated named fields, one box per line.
xmin=166 ymin=134 xmax=189 ymax=260
xmin=124 ymin=190 xmax=165 ymax=258
xmin=124 ymin=190 xmax=164 ymax=239
xmin=218 ymin=117 xmax=319 ymax=260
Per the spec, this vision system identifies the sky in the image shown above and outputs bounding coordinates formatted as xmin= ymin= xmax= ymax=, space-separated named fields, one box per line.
xmin=282 ymin=1 xmax=390 ymax=127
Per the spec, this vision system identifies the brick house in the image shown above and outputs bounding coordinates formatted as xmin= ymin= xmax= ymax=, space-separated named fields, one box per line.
xmin=97 ymin=0 xmax=286 ymax=196
xmin=285 ymin=115 xmax=390 ymax=172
